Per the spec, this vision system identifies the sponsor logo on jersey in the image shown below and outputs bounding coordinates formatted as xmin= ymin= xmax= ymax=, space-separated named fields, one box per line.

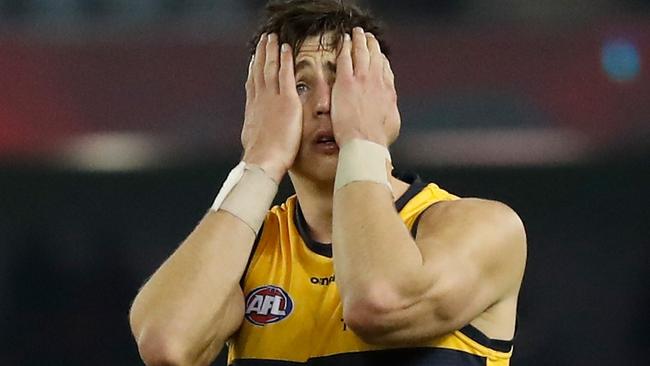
xmin=244 ymin=285 xmax=293 ymax=326
xmin=310 ymin=275 xmax=335 ymax=286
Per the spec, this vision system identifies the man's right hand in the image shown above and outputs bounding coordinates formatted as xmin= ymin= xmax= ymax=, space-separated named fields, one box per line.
xmin=241 ymin=33 xmax=302 ymax=183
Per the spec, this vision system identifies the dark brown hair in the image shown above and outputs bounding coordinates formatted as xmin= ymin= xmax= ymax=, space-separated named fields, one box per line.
xmin=249 ymin=0 xmax=389 ymax=57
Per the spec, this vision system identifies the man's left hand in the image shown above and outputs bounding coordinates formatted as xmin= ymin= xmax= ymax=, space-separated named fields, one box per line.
xmin=331 ymin=27 xmax=401 ymax=148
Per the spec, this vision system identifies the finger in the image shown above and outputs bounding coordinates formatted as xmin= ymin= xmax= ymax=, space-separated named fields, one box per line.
xmin=352 ymin=27 xmax=369 ymax=76
xmin=264 ymin=33 xmax=280 ymax=93
xmin=278 ymin=43 xmax=297 ymax=95
xmin=253 ymin=33 xmax=268 ymax=92
xmin=383 ymin=54 xmax=395 ymax=90
xmin=366 ymin=33 xmax=383 ymax=74
xmin=337 ymin=33 xmax=353 ymax=79
xmin=245 ymin=55 xmax=255 ymax=102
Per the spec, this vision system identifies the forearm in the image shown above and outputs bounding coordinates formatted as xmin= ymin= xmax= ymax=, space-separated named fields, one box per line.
xmin=131 ymin=161 xmax=279 ymax=364
xmin=130 ymin=210 xmax=255 ymax=359
xmin=129 ymin=29 xmax=303 ymax=363
xmin=332 ymin=182 xmax=428 ymax=310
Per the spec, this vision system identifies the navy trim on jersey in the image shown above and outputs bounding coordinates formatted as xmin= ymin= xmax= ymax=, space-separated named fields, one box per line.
xmin=393 ymin=171 xmax=427 ymax=212
xmin=407 ymin=204 xmax=515 ymax=353
xmin=294 ymin=171 xmax=426 ymax=259
xmin=240 ymin=223 xmax=265 ymax=287
xmin=231 ymin=347 xmax=487 ymax=366
xmin=294 ymin=203 xmax=333 ymax=258
xmin=410 ymin=209 xmax=426 ymax=238
xmin=409 ymin=202 xmax=443 ymax=239
xmin=459 ymin=324 xmax=513 ymax=353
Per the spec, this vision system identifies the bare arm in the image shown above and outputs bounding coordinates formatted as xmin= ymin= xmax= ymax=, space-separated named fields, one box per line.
xmin=333 ymin=188 xmax=527 ymax=345
xmin=129 ymin=33 xmax=302 ymax=366
xmin=130 ymin=211 xmax=258 ymax=365
xmin=330 ymin=29 xmax=526 ymax=345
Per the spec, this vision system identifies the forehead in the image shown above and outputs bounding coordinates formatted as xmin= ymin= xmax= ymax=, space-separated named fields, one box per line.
xmin=295 ymin=34 xmax=340 ymax=65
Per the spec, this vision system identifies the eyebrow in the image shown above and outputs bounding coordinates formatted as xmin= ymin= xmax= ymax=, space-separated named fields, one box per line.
xmin=295 ymin=60 xmax=337 ymax=74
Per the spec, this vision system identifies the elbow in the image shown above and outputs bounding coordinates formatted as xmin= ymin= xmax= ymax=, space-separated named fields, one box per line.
xmin=131 ymin=313 xmax=193 ymax=366
xmin=135 ymin=329 xmax=193 ymax=366
xmin=342 ymin=288 xmax=406 ymax=346
xmin=344 ymin=298 xmax=455 ymax=346
xmin=342 ymin=284 xmax=447 ymax=346
xmin=129 ymin=298 xmax=192 ymax=365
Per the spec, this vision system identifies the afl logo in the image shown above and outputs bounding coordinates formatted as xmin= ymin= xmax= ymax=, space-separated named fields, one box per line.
xmin=244 ymin=285 xmax=294 ymax=326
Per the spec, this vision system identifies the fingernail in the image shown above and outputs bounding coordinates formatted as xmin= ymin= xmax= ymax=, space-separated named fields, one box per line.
xmin=268 ymin=33 xmax=276 ymax=42
xmin=259 ymin=33 xmax=266 ymax=42
xmin=366 ymin=32 xmax=375 ymax=38
xmin=354 ymin=27 xmax=364 ymax=34
xmin=281 ymin=43 xmax=289 ymax=53
xmin=344 ymin=33 xmax=351 ymax=41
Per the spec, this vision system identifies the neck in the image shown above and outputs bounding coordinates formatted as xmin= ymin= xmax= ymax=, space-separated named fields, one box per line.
xmin=289 ymin=171 xmax=335 ymax=243
xmin=289 ymin=171 xmax=411 ymax=244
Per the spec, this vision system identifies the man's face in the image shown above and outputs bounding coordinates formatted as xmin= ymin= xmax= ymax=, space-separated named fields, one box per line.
xmin=289 ymin=33 xmax=341 ymax=183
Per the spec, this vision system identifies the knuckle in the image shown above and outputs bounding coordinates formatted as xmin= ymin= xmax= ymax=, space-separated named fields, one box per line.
xmin=265 ymin=60 xmax=279 ymax=69
xmin=343 ymin=73 xmax=356 ymax=82
xmin=264 ymin=71 xmax=278 ymax=82
xmin=257 ymin=88 xmax=269 ymax=98
xmin=254 ymin=65 xmax=265 ymax=76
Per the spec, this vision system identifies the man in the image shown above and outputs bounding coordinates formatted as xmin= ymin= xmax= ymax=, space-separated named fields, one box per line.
xmin=129 ymin=1 xmax=527 ymax=365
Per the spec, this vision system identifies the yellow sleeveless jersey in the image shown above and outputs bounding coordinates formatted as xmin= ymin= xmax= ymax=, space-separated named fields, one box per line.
xmin=228 ymin=173 xmax=514 ymax=365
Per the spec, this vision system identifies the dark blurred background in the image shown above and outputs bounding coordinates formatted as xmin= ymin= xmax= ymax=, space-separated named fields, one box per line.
xmin=0 ymin=1 xmax=648 ymax=365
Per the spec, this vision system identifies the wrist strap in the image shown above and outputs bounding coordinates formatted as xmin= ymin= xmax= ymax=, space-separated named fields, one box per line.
xmin=211 ymin=162 xmax=278 ymax=234
xmin=334 ymin=139 xmax=392 ymax=192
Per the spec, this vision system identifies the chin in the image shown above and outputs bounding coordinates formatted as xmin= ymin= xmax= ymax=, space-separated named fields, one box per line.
xmin=290 ymin=151 xmax=338 ymax=184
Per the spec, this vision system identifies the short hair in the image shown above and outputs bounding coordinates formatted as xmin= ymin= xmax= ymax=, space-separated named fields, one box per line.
xmin=249 ymin=0 xmax=389 ymax=58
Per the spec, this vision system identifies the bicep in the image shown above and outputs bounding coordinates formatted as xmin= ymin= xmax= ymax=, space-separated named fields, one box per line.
xmin=394 ymin=199 xmax=526 ymax=339
xmin=196 ymin=287 xmax=245 ymax=365
xmin=223 ymin=286 xmax=246 ymax=342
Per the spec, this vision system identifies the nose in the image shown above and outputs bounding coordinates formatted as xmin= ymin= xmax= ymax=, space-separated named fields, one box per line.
xmin=313 ymin=79 xmax=331 ymax=117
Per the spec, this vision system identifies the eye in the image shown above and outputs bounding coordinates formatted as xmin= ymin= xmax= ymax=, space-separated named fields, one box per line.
xmin=296 ymin=83 xmax=309 ymax=95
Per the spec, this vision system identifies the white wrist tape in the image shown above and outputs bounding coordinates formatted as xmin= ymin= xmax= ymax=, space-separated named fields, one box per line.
xmin=334 ymin=139 xmax=392 ymax=192
xmin=210 ymin=162 xmax=278 ymax=234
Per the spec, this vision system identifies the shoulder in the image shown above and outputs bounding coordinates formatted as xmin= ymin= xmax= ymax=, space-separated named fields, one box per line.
xmin=417 ymin=198 xmax=527 ymax=288
xmin=424 ymin=198 xmax=525 ymax=235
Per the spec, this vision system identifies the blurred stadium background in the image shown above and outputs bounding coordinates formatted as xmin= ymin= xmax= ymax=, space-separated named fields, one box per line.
xmin=0 ymin=0 xmax=648 ymax=365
